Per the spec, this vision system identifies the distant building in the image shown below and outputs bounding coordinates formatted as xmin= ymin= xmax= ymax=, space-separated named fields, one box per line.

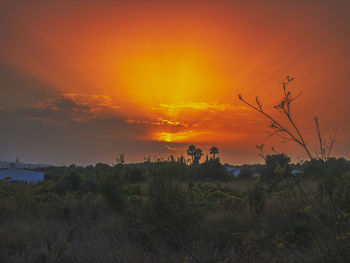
xmin=10 ymin=157 xmax=20 ymax=169
xmin=225 ymin=166 xmax=241 ymax=177
xmin=0 ymin=168 xmax=45 ymax=183
xmin=0 ymin=158 xmax=51 ymax=169
xmin=291 ymin=169 xmax=303 ymax=175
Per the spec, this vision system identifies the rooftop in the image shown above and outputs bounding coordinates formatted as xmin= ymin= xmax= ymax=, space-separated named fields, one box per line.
xmin=0 ymin=168 xmax=45 ymax=183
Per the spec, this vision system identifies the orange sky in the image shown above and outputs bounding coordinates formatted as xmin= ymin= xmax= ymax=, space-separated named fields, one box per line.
xmin=1 ymin=0 xmax=350 ymax=165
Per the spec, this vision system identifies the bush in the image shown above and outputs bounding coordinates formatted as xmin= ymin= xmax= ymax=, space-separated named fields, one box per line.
xmin=262 ymin=153 xmax=291 ymax=182
xmin=197 ymin=159 xmax=230 ymax=181
xmin=98 ymin=165 xmax=127 ymax=213
xmin=56 ymin=169 xmax=85 ymax=194
xmin=126 ymin=167 xmax=145 ymax=183
xmin=247 ymin=179 xmax=266 ymax=215
xmin=238 ymin=168 xmax=253 ymax=179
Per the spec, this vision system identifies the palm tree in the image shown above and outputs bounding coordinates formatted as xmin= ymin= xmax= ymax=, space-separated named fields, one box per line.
xmin=194 ymin=148 xmax=203 ymax=164
xmin=187 ymin=145 xmax=203 ymax=164
xmin=187 ymin=144 xmax=197 ymax=164
xmin=209 ymin=146 xmax=219 ymax=160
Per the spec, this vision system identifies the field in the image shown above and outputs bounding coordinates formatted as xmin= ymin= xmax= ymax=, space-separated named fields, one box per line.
xmin=1 ymin=157 xmax=350 ymax=263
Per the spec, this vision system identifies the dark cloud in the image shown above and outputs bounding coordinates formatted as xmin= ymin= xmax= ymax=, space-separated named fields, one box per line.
xmin=36 ymin=96 xmax=91 ymax=113
xmin=0 ymin=104 xmax=170 ymax=165
xmin=34 ymin=95 xmax=93 ymax=123
xmin=0 ymin=61 xmax=53 ymax=109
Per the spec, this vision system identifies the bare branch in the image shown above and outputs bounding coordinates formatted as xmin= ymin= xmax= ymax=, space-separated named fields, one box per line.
xmin=314 ymin=117 xmax=325 ymax=160
xmin=238 ymin=77 xmax=314 ymax=160
xmin=326 ymin=129 xmax=337 ymax=159
xmin=256 ymin=144 xmax=266 ymax=161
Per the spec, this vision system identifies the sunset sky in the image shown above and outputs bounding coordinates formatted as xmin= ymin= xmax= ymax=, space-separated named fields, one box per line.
xmin=1 ymin=0 xmax=350 ymax=165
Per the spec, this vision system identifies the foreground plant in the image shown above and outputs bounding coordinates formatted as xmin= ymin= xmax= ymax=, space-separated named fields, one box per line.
xmin=239 ymin=77 xmax=349 ymax=262
xmin=238 ymin=76 xmax=335 ymax=161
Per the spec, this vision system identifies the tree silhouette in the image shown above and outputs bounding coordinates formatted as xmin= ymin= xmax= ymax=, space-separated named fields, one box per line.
xmin=187 ymin=144 xmax=203 ymax=164
xmin=194 ymin=148 xmax=203 ymax=164
xmin=209 ymin=146 xmax=219 ymax=160
xmin=186 ymin=144 xmax=197 ymax=164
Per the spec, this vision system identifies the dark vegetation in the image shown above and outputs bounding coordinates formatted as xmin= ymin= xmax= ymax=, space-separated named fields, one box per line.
xmin=1 ymin=154 xmax=350 ymax=263
xmin=1 ymin=77 xmax=350 ymax=262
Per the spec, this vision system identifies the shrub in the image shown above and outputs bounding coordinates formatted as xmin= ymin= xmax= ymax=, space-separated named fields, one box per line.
xmin=262 ymin=153 xmax=291 ymax=182
xmin=56 ymin=169 xmax=85 ymax=194
xmin=197 ymin=159 xmax=230 ymax=181
xmin=238 ymin=168 xmax=253 ymax=179
xmin=247 ymin=179 xmax=266 ymax=215
xmin=98 ymin=165 xmax=127 ymax=213
xmin=126 ymin=167 xmax=145 ymax=183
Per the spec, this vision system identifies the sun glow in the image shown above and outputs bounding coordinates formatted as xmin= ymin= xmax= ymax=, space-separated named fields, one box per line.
xmin=3 ymin=0 xmax=338 ymax=149
xmin=115 ymin=47 xmax=223 ymax=109
xmin=0 ymin=1 xmax=257 ymax=146
xmin=153 ymin=131 xmax=209 ymax=142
